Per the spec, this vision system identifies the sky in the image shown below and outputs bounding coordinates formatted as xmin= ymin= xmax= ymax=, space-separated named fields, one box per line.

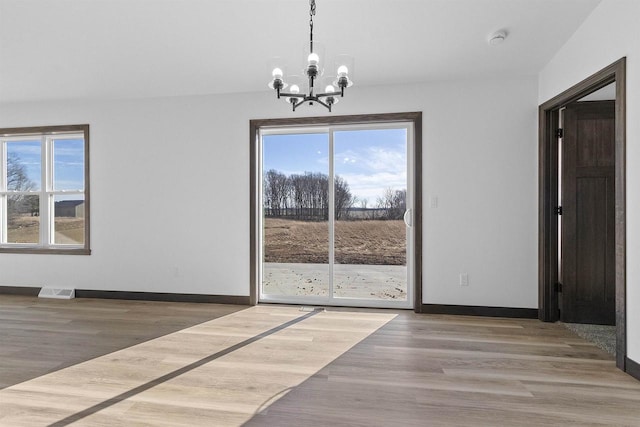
xmin=263 ymin=128 xmax=407 ymax=203
xmin=5 ymin=138 xmax=84 ymax=196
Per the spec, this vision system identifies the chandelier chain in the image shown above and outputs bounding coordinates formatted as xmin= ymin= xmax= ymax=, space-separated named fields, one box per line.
xmin=309 ymin=0 xmax=316 ymax=52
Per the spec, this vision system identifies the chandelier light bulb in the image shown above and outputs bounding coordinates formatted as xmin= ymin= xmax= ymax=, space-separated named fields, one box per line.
xmin=308 ymin=53 xmax=320 ymax=65
xmin=272 ymin=67 xmax=283 ymax=79
xmin=325 ymin=85 xmax=335 ymax=93
xmin=337 ymin=65 xmax=349 ymax=77
xmin=290 ymin=84 xmax=300 ymax=94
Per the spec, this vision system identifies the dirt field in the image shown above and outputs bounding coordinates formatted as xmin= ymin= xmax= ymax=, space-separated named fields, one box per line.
xmin=264 ymin=218 xmax=406 ymax=265
xmin=7 ymin=215 xmax=84 ymax=244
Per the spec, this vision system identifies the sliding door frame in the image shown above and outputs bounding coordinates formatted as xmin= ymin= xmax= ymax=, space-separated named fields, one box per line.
xmin=250 ymin=112 xmax=423 ymax=312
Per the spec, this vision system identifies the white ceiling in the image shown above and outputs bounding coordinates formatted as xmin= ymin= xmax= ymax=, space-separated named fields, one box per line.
xmin=0 ymin=0 xmax=601 ymax=104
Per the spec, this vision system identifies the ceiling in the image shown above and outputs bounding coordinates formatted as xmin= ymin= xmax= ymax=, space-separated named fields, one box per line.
xmin=0 ymin=0 xmax=601 ymax=104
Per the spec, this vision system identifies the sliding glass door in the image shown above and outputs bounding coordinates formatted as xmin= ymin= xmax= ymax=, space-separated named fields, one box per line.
xmin=259 ymin=123 xmax=414 ymax=308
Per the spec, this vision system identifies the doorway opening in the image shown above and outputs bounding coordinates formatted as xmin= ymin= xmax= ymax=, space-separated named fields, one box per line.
xmin=539 ymin=58 xmax=626 ymax=370
xmin=250 ymin=113 xmax=422 ymax=311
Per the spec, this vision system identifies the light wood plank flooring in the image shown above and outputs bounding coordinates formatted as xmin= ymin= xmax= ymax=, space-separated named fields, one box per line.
xmin=1 ymin=295 xmax=639 ymax=426
xmin=0 ymin=295 xmax=245 ymax=389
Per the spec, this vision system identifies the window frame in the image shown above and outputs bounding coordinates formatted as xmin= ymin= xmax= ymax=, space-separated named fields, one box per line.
xmin=258 ymin=123 xmax=415 ymax=309
xmin=0 ymin=124 xmax=90 ymax=255
xmin=249 ymin=112 xmax=423 ymax=311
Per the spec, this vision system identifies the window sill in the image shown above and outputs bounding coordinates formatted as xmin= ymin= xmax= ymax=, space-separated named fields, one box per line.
xmin=0 ymin=247 xmax=91 ymax=255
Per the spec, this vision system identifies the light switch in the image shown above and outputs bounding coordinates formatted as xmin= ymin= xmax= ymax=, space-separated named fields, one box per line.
xmin=460 ymin=273 xmax=469 ymax=287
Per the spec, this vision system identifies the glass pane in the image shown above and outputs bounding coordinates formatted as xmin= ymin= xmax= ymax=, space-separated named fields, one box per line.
xmin=6 ymin=141 xmax=41 ymax=191
xmin=53 ymin=196 xmax=85 ymax=245
xmin=262 ymin=133 xmax=329 ymax=298
xmin=53 ymin=138 xmax=85 ymax=191
xmin=7 ymin=194 xmax=40 ymax=243
xmin=333 ymin=129 xmax=408 ymax=301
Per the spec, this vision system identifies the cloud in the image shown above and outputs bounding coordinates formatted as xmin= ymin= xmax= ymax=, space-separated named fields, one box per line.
xmin=338 ymin=171 xmax=407 ymax=201
xmin=54 ymin=152 xmax=84 ymax=159
xmin=54 ymin=181 xmax=84 ymax=191
xmin=332 ymin=145 xmax=407 ymax=200
xmin=54 ymin=161 xmax=84 ymax=168
xmin=335 ymin=145 xmax=406 ymax=174
xmin=362 ymin=146 xmax=406 ymax=172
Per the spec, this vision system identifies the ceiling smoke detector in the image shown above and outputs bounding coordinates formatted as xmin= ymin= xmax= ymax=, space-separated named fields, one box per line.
xmin=488 ymin=31 xmax=507 ymax=46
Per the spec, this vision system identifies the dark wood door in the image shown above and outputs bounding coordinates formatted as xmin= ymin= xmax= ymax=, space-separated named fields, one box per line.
xmin=561 ymin=101 xmax=615 ymax=325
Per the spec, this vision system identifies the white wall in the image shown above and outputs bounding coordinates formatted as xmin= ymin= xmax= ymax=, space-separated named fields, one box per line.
xmin=0 ymin=77 xmax=539 ymax=308
xmin=538 ymin=0 xmax=640 ymax=362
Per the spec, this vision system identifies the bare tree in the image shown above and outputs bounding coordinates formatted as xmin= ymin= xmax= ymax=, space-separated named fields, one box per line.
xmin=265 ymin=171 xmax=407 ymax=222
xmin=7 ymin=153 xmax=34 ymax=192
xmin=266 ymin=170 xmax=354 ymax=221
xmin=377 ymin=187 xmax=406 ymax=220
xmin=6 ymin=153 xmax=37 ymax=222
xmin=296 ymin=172 xmax=328 ymax=220
xmin=289 ymin=173 xmax=306 ymax=218
xmin=264 ymin=169 xmax=289 ymax=217
xmin=334 ymin=175 xmax=355 ymax=220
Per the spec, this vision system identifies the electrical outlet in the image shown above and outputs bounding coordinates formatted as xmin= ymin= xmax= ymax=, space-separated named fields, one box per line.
xmin=459 ymin=273 xmax=469 ymax=287
xmin=429 ymin=196 xmax=438 ymax=208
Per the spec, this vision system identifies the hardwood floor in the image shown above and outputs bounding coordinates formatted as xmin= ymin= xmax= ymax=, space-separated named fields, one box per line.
xmin=1 ymin=295 xmax=639 ymax=426
xmin=0 ymin=295 xmax=244 ymax=389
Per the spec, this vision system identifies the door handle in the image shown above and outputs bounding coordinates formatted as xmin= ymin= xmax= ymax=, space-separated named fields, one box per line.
xmin=403 ymin=208 xmax=412 ymax=227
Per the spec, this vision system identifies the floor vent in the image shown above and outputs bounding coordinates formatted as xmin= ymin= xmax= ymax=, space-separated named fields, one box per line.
xmin=38 ymin=287 xmax=75 ymax=299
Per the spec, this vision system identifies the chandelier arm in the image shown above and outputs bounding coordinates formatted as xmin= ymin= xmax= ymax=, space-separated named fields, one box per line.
xmin=313 ymin=97 xmax=332 ymax=111
xmin=316 ymin=91 xmax=342 ymax=97
xmin=293 ymin=96 xmax=331 ymax=112
xmin=278 ymin=92 xmax=306 ymax=98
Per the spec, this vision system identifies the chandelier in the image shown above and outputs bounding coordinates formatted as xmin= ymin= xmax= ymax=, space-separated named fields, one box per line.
xmin=267 ymin=0 xmax=354 ymax=112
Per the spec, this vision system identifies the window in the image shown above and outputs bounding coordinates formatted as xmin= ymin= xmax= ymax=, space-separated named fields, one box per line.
xmin=0 ymin=125 xmax=90 ymax=254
